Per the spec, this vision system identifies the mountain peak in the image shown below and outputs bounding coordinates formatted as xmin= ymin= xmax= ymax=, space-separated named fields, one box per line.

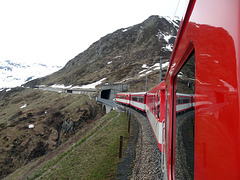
xmin=25 ymin=16 xmax=180 ymax=91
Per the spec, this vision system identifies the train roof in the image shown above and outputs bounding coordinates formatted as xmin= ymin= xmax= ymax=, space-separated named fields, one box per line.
xmin=130 ymin=92 xmax=147 ymax=95
xmin=116 ymin=92 xmax=131 ymax=95
xmin=148 ymin=81 xmax=165 ymax=93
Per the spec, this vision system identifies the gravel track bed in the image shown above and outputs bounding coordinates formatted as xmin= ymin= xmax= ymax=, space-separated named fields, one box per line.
xmin=116 ymin=105 xmax=162 ymax=180
xmin=130 ymin=110 xmax=162 ymax=180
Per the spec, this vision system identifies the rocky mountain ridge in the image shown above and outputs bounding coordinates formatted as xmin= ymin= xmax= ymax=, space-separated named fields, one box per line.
xmin=25 ymin=15 xmax=180 ymax=91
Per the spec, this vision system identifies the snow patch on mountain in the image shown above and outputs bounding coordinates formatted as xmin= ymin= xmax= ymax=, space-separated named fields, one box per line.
xmin=72 ymin=78 xmax=106 ymax=89
xmin=160 ymin=16 xmax=180 ymax=28
xmin=138 ymin=62 xmax=169 ymax=77
xmin=53 ymin=78 xmax=106 ymax=89
xmin=0 ymin=60 xmax=62 ymax=88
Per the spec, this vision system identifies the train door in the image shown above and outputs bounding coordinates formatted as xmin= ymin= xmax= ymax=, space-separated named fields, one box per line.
xmin=162 ymin=87 xmax=169 ymax=179
xmin=172 ymin=52 xmax=195 ymax=180
xmin=160 ymin=88 xmax=166 ymax=174
xmin=156 ymin=90 xmax=161 ymax=119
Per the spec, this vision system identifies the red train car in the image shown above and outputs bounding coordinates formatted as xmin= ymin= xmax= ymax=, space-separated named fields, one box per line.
xmin=129 ymin=92 xmax=146 ymax=112
xmin=176 ymin=93 xmax=194 ymax=113
xmin=145 ymin=81 xmax=166 ymax=151
xmin=162 ymin=0 xmax=240 ymax=179
xmin=115 ymin=93 xmax=131 ymax=106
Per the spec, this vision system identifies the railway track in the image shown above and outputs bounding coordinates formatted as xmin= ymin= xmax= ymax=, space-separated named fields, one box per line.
xmin=116 ymin=105 xmax=162 ymax=179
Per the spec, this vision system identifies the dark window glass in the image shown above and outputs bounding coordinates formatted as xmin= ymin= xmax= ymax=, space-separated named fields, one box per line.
xmin=157 ymin=94 xmax=160 ymax=118
xmin=174 ymin=52 xmax=195 ymax=180
xmin=153 ymin=95 xmax=156 ymax=114
xmin=132 ymin=97 xmax=136 ymax=101
xmin=139 ymin=97 xmax=144 ymax=103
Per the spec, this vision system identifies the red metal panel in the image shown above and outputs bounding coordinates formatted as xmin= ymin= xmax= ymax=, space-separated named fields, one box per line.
xmin=164 ymin=0 xmax=240 ymax=179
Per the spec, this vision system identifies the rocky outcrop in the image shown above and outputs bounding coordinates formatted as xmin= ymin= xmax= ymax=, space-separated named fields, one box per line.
xmin=0 ymin=91 xmax=103 ymax=179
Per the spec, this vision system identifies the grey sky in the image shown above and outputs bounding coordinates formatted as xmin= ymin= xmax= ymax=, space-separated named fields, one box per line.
xmin=0 ymin=0 xmax=188 ymax=66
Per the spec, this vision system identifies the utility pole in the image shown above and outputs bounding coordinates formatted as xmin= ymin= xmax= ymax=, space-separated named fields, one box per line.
xmin=160 ymin=56 xmax=162 ymax=83
xmin=145 ymin=74 xmax=148 ymax=92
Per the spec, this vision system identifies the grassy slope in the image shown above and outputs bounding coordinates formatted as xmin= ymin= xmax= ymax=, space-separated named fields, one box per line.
xmin=36 ymin=111 xmax=129 ymax=180
xmin=0 ymin=88 xmax=105 ymax=179
xmin=0 ymin=87 xmax=89 ymax=125
xmin=5 ymin=111 xmax=131 ymax=180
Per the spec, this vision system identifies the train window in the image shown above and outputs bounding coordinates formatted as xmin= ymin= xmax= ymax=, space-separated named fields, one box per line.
xmin=132 ymin=96 xmax=137 ymax=101
xmin=157 ymin=93 xmax=160 ymax=118
xmin=152 ymin=95 xmax=156 ymax=114
xmin=174 ymin=52 xmax=195 ymax=180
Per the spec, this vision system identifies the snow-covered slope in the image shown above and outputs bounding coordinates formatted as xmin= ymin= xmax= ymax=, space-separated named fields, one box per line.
xmin=0 ymin=60 xmax=62 ymax=88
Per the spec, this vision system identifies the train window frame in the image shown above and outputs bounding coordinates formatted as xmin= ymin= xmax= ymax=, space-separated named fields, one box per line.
xmin=164 ymin=87 xmax=169 ymax=178
xmin=172 ymin=51 xmax=195 ymax=180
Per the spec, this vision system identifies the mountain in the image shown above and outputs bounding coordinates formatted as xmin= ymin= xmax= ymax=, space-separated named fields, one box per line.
xmin=0 ymin=15 xmax=180 ymax=179
xmin=0 ymin=60 xmax=62 ymax=89
xmin=25 ymin=15 xmax=180 ymax=91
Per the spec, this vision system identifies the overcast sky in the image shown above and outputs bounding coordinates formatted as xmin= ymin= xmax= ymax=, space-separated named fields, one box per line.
xmin=0 ymin=0 xmax=188 ymax=66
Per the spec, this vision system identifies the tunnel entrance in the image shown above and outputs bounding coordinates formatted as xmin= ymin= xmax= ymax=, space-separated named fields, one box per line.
xmin=101 ymin=89 xmax=111 ymax=99
xmin=66 ymin=90 xmax=73 ymax=93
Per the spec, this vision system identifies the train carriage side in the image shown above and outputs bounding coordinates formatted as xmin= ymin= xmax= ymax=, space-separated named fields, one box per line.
xmin=162 ymin=0 xmax=240 ymax=179
xmin=129 ymin=92 xmax=147 ymax=112
xmin=176 ymin=93 xmax=194 ymax=113
xmin=145 ymin=81 xmax=165 ymax=151
xmin=116 ymin=93 xmax=131 ymax=106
